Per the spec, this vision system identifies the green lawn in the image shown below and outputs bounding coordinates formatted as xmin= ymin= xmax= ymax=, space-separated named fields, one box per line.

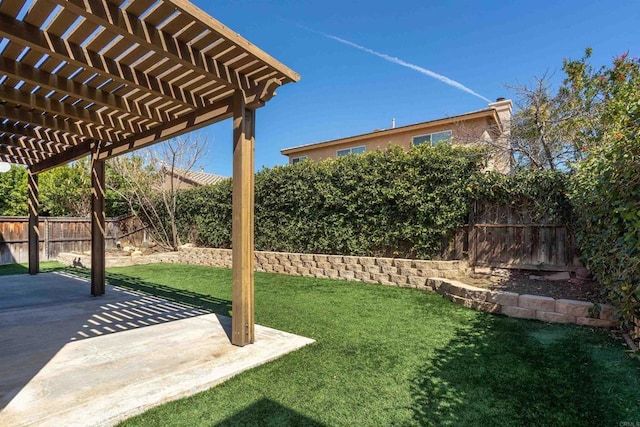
xmin=3 ymin=262 xmax=640 ymax=426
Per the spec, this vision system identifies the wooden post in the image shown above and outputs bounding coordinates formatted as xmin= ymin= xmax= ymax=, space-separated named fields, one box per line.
xmin=231 ymin=90 xmax=255 ymax=346
xmin=27 ymin=168 xmax=39 ymax=275
xmin=91 ymin=153 xmax=106 ymax=296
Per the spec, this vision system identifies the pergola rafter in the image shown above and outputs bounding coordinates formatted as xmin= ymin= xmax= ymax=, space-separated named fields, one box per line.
xmin=0 ymin=0 xmax=299 ymax=347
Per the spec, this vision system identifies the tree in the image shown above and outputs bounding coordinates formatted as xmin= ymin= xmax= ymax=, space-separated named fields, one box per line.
xmin=507 ymin=73 xmax=587 ymax=170
xmin=566 ymin=50 xmax=640 ymax=327
xmin=39 ymin=160 xmax=92 ymax=217
xmin=0 ymin=165 xmax=27 ymax=215
xmin=108 ymin=135 xmax=207 ymax=250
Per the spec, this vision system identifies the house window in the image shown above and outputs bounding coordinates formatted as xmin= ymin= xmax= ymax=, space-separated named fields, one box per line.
xmin=336 ymin=146 xmax=366 ymax=157
xmin=412 ymin=130 xmax=452 ymax=146
xmin=292 ymin=156 xmax=307 ymax=164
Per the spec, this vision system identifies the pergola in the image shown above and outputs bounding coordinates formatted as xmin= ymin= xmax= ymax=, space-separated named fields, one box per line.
xmin=0 ymin=0 xmax=299 ymax=346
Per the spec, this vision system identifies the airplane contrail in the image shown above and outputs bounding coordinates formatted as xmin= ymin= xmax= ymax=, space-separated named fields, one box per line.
xmin=315 ymin=30 xmax=491 ymax=103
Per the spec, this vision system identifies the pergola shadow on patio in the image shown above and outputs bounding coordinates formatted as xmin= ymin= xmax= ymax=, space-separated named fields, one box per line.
xmin=0 ymin=0 xmax=300 ymax=346
xmin=0 ymin=272 xmax=314 ymax=426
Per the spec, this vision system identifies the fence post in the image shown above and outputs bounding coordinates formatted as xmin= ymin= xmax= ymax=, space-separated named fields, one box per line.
xmin=468 ymin=201 xmax=477 ymax=267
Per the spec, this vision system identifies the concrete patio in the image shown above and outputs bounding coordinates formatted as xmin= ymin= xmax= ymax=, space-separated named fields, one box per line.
xmin=0 ymin=272 xmax=314 ymax=426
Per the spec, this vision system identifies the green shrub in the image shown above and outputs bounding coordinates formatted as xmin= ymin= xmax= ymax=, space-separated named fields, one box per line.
xmin=469 ymin=169 xmax=572 ymax=224
xmin=570 ymin=135 xmax=640 ymax=326
xmin=177 ymin=144 xmax=486 ymax=259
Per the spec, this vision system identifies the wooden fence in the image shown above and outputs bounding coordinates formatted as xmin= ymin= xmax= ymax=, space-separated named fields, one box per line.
xmin=467 ymin=201 xmax=580 ymax=272
xmin=0 ymin=215 xmax=146 ymax=265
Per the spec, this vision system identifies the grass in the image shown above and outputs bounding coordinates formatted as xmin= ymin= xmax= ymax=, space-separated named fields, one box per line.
xmin=3 ymin=262 xmax=640 ymax=425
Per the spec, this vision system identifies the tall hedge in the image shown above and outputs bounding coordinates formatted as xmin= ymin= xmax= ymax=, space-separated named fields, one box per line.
xmin=176 ymin=144 xmax=486 ymax=259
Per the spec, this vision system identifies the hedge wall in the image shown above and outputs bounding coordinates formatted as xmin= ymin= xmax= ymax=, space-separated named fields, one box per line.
xmin=176 ymin=144 xmax=486 ymax=259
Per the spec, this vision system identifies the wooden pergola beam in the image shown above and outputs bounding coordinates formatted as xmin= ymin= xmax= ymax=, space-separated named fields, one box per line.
xmin=0 ymin=144 xmax=52 ymax=161
xmin=0 ymin=153 xmax=31 ymax=165
xmin=0 ymin=134 xmax=68 ymax=155
xmin=0 ymin=56 xmax=164 ymax=125
xmin=0 ymin=12 xmax=201 ymax=112
xmin=0 ymin=105 xmax=122 ymax=144
xmin=0 ymin=84 xmax=136 ymax=138
xmin=56 ymin=0 xmax=244 ymax=93
xmin=31 ymin=139 xmax=93 ymax=173
xmin=0 ymin=122 xmax=83 ymax=147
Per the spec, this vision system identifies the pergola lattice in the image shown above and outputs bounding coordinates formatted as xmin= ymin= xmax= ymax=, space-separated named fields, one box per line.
xmin=0 ymin=0 xmax=299 ymax=346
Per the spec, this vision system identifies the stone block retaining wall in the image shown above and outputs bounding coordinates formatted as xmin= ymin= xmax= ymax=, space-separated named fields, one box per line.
xmin=58 ymin=247 xmax=616 ymax=329
xmin=428 ymin=278 xmax=616 ymax=328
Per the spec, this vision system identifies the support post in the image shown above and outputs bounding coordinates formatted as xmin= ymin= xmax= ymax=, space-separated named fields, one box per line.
xmin=27 ymin=168 xmax=39 ymax=275
xmin=91 ymin=153 xmax=106 ymax=296
xmin=231 ymin=90 xmax=255 ymax=346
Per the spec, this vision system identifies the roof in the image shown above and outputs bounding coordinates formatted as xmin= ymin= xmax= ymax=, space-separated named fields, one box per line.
xmin=164 ymin=166 xmax=228 ymax=186
xmin=0 ymin=0 xmax=300 ymax=172
xmin=281 ymin=108 xmax=500 ymax=155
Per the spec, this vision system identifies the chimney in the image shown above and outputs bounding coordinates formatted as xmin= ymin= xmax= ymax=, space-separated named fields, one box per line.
xmin=488 ymin=97 xmax=512 ymax=129
xmin=392 ymin=118 xmax=396 ymax=129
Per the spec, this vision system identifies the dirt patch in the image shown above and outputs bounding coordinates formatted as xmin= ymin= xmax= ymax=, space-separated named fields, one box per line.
xmin=474 ymin=270 xmax=606 ymax=303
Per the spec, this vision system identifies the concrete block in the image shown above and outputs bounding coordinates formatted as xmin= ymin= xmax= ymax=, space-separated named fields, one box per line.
xmin=536 ymin=311 xmax=576 ymax=324
xmin=323 ymin=269 xmax=339 ymax=279
xmin=354 ymin=271 xmax=372 ymax=282
xmin=332 ymin=263 xmax=348 ymax=271
xmin=381 ymin=265 xmax=399 ymax=275
xmin=576 ymin=317 xmax=616 ymax=328
xmin=299 ymin=267 xmax=314 ymax=277
xmin=284 ymin=265 xmax=298 ymax=274
xmin=327 ymin=255 xmax=344 ymax=263
xmin=413 ymin=260 xmax=437 ymax=270
xmin=288 ymin=254 xmax=301 ymax=261
xmin=345 ymin=263 xmax=363 ymax=272
xmin=389 ymin=274 xmax=408 ymax=286
xmin=364 ymin=265 xmax=382 ymax=274
xmin=376 ymin=258 xmax=394 ymax=267
xmin=408 ymin=276 xmax=427 ymax=288
xmin=338 ymin=270 xmax=355 ymax=280
xmin=399 ymin=267 xmax=418 ymax=277
xmin=393 ymin=259 xmax=412 ymax=268
xmin=370 ymin=272 xmax=390 ymax=284
xmin=316 ymin=261 xmax=331 ymax=269
xmin=427 ymin=278 xmax=446 ymax=291
xmin=555 ymin=299 xmax=593 ymax=317
xmin=273 ymin=265 xmax=285 ymax=273
xmin=519 ymin=294 xmax=556 ymax=312
xmin=448 ymin=295 xmax=500 ymax=313
xmin=342 ymin=256 xmax=360 ymax=264
xmin=302 ymin=261 xmax=316 ymax=269
xmin=358 ymin=256 xmax=377 ymax=266
xmin=500 ymin=305 xmax=536 ymax=320
xmin=487 ymin=291 xmax=519 ymax=306
xmin=300 ymin=254 xmax=314 ymax=261
xmin=313 ymin=255 xmax=328 ymax=263
xmin=309 ymin=267 xmax=324 ymax=277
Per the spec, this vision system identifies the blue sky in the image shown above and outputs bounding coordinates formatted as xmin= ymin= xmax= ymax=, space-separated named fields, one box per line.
xmin=185 ymin=1 xmax=639 ymax=176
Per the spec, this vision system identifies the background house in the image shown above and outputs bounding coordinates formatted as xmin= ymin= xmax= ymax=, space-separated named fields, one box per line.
xmin=159 ymin=166 xmax=229 ymax=191
xmin=281 ymin=98 xmax=512 ymax=172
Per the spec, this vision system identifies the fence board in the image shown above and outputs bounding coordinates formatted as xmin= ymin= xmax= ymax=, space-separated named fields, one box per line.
xmin=0 ymin=215 xmax=146 ymax=265
xmin=468 ymin=201 xmax=579 ymax=271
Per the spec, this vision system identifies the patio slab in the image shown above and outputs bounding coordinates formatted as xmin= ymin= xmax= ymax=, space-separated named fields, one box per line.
xmin=0 ymin=272 xmax=314 ymax=426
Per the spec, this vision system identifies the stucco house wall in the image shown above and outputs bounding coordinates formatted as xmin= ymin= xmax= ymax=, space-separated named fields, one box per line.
xmin=282 ymin=99 xmax=512 ymax=173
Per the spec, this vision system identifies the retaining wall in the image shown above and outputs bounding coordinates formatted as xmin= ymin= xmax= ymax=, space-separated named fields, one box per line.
xmin=57 ymin=247 xmax=616 ymax=329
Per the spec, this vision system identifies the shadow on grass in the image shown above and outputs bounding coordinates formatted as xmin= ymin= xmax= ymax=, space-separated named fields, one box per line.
xmin=61 ymin=267 xmax=232 ymax=317
xmin=410 ymin=315 xmax=626 ymax=426
xmin=0 ymin=263 xmax=65 ymax=276
xmin=214 ymin=398 xmax=326 ymax=427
